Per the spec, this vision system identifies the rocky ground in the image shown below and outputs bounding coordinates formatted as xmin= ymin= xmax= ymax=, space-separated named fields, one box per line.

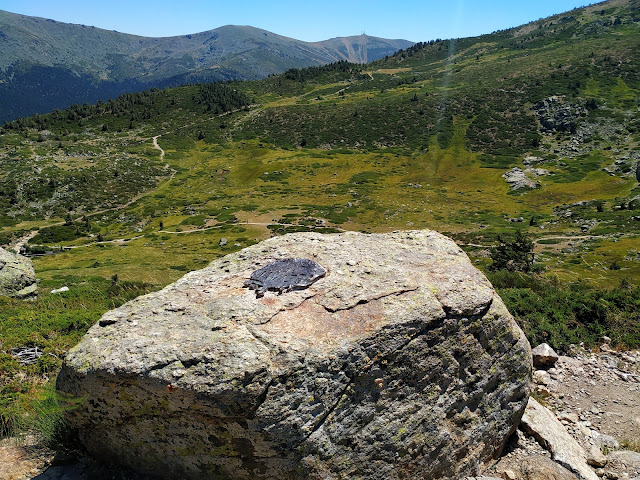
xmin=2 ymin=346 xmax=639 ymax=479
xmin=478 ymin=345 xmax=640 ymax=480
xmin=0 ymin=441 xmax=154 ymax=480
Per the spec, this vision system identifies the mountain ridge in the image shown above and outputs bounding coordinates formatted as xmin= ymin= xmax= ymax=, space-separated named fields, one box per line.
xmin=0 ymin=9 xmax=412 ymax=121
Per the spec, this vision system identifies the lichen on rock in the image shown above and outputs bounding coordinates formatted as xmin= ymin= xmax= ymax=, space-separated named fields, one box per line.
xmin=57 ymin=230 xmax=532 ymax=480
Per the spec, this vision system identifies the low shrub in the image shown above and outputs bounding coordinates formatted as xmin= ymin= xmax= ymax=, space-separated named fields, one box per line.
xmin=488 ymin=273 xmax=640 ymax=352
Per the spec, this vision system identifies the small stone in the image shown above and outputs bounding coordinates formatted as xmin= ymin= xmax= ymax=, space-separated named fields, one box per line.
xmin=532 ymin=343 xmax=559 ymax=369
xmin=536 ymin=385 xmax=552 ymax=396
xmin=558 ymin=412 xmax=580 ymax=424
xmin=586 ymin=444 xmax=608 ymax=468
xmin=494 ymin=455 xmax=579 ymax=480
xmin=615 ymin=371 xmax=629 ymax=382
xmin=592 ymin=431 xmax=620 ymax=451
xmin=503 ymin=469 xmax=517 ymax=480
xmin=534 ymin=370 xmax=551 ymax=385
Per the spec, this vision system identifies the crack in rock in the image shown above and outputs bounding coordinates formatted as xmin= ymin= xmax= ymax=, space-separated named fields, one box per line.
xmin=320 ymin=287 xmax=419 ymax=313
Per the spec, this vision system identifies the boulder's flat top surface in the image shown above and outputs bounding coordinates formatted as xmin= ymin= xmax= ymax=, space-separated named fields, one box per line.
xmin=68 ymin=230 xmax=496 ymax=380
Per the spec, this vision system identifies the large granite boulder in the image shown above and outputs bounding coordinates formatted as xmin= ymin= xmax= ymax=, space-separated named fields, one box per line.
xmin=57 ymin=230 xmax=532 ymax=480
xmin=0 ymin=247 xmax=37 ymax=299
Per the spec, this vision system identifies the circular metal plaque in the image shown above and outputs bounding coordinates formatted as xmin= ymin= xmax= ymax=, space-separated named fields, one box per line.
xmin=244 ymin=258 xmax=326 ymax=297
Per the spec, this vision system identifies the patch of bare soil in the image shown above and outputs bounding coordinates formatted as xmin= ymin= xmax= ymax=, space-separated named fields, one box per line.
xmin=0 ymin=438 xmax=54 ymax=480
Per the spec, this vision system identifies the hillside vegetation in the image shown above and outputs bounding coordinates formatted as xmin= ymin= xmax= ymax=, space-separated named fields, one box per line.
xmin=1 ymin=0 xmax=640 ymax=441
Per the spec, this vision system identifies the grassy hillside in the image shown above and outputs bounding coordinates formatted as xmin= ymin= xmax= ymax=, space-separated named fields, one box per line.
xmin=1 ymin=0 xmax=640 ymax=442
xmin=0 ymin=10 xmax=412 ymax=122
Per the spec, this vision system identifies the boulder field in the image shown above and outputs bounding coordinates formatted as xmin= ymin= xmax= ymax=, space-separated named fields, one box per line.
xmin=57 ymin=230 xmax=532 ymax=479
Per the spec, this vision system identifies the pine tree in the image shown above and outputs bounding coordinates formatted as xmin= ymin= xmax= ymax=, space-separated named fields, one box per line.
xmin=490 ymin=230 xmax=535 ymax=272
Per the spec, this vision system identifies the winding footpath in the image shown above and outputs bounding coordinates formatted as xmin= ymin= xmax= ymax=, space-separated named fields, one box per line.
xmin=152 ymin=135 xmax=165 ymax=160
xmin=9 ymin=135 xmax=174 ymax=253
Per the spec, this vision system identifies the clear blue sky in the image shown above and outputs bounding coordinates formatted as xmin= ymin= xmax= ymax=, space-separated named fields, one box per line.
xmin=0 ymin=0 xmax=597 ymax=42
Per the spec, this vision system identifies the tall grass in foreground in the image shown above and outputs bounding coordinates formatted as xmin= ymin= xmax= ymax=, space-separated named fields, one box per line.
xmin=0 ymin=277 xmax=153 ymax=442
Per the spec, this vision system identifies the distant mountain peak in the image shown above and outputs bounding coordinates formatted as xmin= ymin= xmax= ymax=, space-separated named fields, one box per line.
xmin=0 ymin=9 xmax=413 ymax=121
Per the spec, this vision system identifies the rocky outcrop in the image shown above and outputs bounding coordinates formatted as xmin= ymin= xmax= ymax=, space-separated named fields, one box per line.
xmin=503 ymin=168 xmax=538 ymax=191
xmin=522 ymin=156 xmax=546 ymax=166
xmin=532 ymin=96 xmax=585 ymax=133
xmin=0 ymin=247 xmax=37 ymax=299
xmin=57 ymin=230 xmax=532 ymax=480
xmin=502 ymin=168 xmax=548 ymax=191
